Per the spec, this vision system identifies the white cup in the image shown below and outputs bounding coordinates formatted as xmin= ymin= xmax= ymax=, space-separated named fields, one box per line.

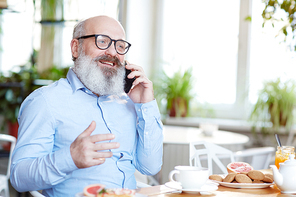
xmin=168 ymin=166 xmax=209 ymax=189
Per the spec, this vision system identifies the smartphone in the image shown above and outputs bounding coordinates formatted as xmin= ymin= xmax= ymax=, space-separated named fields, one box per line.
xmin=124 ymin=62 xmax=136 ymax=93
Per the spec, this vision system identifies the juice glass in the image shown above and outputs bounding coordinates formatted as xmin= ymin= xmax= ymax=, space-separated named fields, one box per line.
xmin=275 ymin=146 xmax=295 ymax=169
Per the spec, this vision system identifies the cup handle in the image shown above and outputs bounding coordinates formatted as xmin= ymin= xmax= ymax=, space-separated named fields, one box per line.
xmin=169 ymin=170 xmax=179 ymax=182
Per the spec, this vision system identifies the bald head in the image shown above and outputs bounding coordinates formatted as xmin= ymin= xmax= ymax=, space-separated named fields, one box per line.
xmin=73 ymin=15 xmax=125 ymax=40
xmin=71 ymin=15 xmax=126 ymax=61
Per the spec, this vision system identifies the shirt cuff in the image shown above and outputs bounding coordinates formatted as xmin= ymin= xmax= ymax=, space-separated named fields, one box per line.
xmin=52 ymin=145 xmax=78 ymax=174
xmin=134 ymin=99 xmax=161 ymax=121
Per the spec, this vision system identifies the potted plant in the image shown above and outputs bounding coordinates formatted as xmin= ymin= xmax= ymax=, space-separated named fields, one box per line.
xmin=0 ymin=65 xmax=69 ymax=138
xmin=0 ymin=65 xmax=39 ymax=136
xmin=249 ymin=78 xmax=296 ymax=135
xmin=154 ymin=68 xmax=195 ymax=117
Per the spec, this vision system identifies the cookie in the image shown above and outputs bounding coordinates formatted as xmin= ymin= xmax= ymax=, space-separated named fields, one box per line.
xmin=247 ymin=170 xmax=265 ymax=181
xmin=262 ymin=174 xmax=273 ymax=183
xmin=265 ymin=174 xmax=273 ymax=180
xmin=240 ymin=171 xmax=248 ymax=175
xmin=235 ymin=174 xmax=252 ymax=183
xmin=223 ymin=173 xmax=236 ymax=182
xmin=253 ymin=180 xmax=264 ymax=183
xmin=209 ymin=174 xmax=223 ymax=182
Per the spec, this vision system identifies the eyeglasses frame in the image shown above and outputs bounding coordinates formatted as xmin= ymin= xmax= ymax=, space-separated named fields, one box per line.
xmin=77 ymin=34 xmax=131 ymax=55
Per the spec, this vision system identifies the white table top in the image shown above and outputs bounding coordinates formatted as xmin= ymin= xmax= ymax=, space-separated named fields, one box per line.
xmin=163 ymin=125 xmax=249 ymax=145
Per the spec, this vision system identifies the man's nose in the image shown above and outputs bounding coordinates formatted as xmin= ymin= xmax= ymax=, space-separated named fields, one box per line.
xmin=104 ymin=42 xmax=117 ymax=56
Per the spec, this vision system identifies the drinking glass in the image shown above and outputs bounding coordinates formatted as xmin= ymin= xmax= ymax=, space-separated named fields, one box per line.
xmin=275 ymin=146 xmax=295 ymax=169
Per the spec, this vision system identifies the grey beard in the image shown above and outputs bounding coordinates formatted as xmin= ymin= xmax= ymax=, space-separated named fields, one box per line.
xmin=73 ymin=52 xmax=125 ymax=96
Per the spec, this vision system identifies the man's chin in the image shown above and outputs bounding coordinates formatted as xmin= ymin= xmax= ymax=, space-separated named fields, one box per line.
xmin=100 ymin=67 xmax=117 ymax=77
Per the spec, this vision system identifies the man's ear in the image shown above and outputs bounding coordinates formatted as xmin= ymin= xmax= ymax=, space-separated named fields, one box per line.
xmin=71 ymin=39 xmax=79 ymax=59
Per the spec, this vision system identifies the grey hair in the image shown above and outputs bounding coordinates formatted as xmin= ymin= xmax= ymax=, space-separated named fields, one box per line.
xmin=72 ymin=19 xmax=86 ymax=61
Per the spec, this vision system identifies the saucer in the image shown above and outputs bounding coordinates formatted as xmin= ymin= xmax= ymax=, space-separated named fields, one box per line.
xmin=164 ymin=181 xmax=218 ymax=194
xmin=75 ymin=192 xmax=148 ymax=197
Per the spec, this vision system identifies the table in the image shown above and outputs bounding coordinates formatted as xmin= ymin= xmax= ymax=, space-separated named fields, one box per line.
xmin=160 ymin=125 xmax=249 ymax=184
xmin=138 ymin=169 xmax=286 ymax=197
xmin=137 ymin=184 xmax=289 ymax=197
xmin=163 ymin=125 xmax=249 ymax=145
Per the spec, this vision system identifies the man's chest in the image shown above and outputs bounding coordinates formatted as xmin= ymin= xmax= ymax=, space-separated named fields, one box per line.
xmin=51 ymin=95 xmax=137 ymax=151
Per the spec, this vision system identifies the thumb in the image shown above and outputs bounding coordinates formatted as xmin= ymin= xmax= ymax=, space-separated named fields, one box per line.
xmin=80 ymin=121 xmax=96 ymax=137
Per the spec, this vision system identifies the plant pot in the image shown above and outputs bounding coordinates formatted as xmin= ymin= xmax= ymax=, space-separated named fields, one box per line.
xmin=169 ymin=97 xmax=188 ymax=117
xmin=269 ymin=104 xmax=288 ymax=127
xmin=2 ymin=121 xmax=18 ymax=151
xmin=8 ymin=121 xmax=18 ymax=138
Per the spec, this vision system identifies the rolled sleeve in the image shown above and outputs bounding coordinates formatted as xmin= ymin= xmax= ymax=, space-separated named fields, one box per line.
xmin=134 ymin=99 xmax=163 ymax=175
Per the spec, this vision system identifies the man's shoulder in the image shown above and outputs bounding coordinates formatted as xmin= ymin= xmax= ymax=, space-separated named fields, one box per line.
xmin=30 ymin=78 xmax=72 ymax=98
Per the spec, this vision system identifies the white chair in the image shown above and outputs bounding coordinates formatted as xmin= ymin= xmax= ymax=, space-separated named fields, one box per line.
xmin=189 ymin=141 xmax=235 ymax=175
xmin=234 ymin=146 xmax=275 ymax=170
xmin=0 ymin=134 xmax=16 ymax=197
xmin=189 ymin=141 xmax=275 ymax=175
xmin=29 ymin=191 xmax=45 ymax=197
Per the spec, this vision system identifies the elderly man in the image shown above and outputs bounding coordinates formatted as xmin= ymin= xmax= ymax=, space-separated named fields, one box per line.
xmin=10 ymin=15 xmax=163 ymax=197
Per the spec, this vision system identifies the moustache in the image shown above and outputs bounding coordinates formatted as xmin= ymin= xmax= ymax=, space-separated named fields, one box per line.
xmin=93 ymin=55 xmax=124 ymax=67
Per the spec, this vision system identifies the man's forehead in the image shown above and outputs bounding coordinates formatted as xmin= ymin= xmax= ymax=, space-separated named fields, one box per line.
xmin=84 ymin=16 xmax=125 ymax=38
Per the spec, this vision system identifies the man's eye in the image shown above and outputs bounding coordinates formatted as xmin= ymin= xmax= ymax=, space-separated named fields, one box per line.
xmin=98 ymin=40 xmax=106 ymax=44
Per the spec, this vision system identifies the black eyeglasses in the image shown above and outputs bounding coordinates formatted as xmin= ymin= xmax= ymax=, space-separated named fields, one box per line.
xmin=77 ymin=34 xmax=131 ymax=55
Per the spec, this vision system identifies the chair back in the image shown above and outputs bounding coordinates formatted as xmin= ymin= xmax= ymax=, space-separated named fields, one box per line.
xmin=29 ymin=191 xmax=45 ymax=197
xmin=234 ymin=147 xmax=275 ymax=170
xmin=189 ymin=141 xmax=235 ymax=175
xmin=0 ymin=134 xmax=16 ymax=179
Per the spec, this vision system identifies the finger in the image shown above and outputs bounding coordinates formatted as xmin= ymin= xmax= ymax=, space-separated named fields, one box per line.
xmin=92 ymin=158 xmax=106 ymax=165
xmin=93 ymin=151 xmax=114 ymax=159
xmin=128 ymin=70 xmax=144 ymax=79
xmin=125 ymin=62 xmax=143 ymax=72
xmin=79 ymin=121 xmax=96 ymax=138
xmin=93 ymin=142 xmax=120 ymax=151
xmin=90 ymin=133 xmax=116 ymax=143
xmin=84 ymin=158 xmax=106 ymax=167
xmin=132 ymin=76 xmax=152 ymax=88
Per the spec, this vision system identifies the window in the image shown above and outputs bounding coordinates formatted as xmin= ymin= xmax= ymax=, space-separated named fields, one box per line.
xmin=160 ymin=0 xmax=296 ymax=120
xmin=161 ymin=0 xmax=240 ymax=118
xmin=1 ymin=0 xmax=34 ymax=73
xmin=249 ymin=1 xmax=296 ymax=104
xmin=0 ymin=0 xmax=119 ymax=74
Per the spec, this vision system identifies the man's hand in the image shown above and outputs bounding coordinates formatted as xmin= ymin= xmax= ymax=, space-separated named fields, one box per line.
xmin=125 ymin=61 xmax=154 ymax=103
xmin=70 ymin=121 xmax=120 ymax=168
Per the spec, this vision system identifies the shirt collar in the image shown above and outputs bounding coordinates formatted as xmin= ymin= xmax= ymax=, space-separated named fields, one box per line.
xmin=66 ymin=67 xmax=89 ymax=93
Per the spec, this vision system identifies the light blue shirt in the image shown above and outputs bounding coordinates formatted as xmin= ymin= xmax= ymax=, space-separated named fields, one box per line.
xmin=10 ymin=68 xmax=163 ymax=197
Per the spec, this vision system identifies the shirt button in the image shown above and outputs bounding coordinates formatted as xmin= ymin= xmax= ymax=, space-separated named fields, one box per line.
xmin=145 ymin=132 xmax=148 ymax=135
xmin=138 ymin=109 xmax=141 ymax=112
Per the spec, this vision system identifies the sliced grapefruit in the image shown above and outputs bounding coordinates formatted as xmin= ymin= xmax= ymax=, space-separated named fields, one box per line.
xmin=227 ymin=162 xmax=253 ymax=173
xmin=83 ymin=184 xmax=105 ymax=197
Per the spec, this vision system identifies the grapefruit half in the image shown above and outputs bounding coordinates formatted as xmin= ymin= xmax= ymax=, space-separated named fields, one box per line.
xmin=83 ymin=184 xmax=105 ymax=197
xmin=227 ymin=162 xmax=253 ymax=173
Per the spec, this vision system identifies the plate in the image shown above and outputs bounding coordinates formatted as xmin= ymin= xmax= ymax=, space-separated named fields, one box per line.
xmin=75 ymin=193 xmax=85 ymax=197
xmin=75 ymin=192 xmax=148 ymax=197
xmin=164 ymin=181 xmax=218 ymax=194
xmin=212 ymin=174 xmax=273 ymax=189
xmin=217 ymin=181 xmax=273 ymax=189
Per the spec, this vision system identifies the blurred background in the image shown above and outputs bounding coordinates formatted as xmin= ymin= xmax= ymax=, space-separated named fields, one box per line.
xmin=1 ymin=0 xmax=296 ymax=144
xmin=1 ymin=0 xmax=296 ymax=195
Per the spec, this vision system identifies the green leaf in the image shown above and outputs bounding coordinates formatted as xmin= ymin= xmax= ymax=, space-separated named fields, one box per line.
xmin=245 ymin=16 xmax=252 ymax=22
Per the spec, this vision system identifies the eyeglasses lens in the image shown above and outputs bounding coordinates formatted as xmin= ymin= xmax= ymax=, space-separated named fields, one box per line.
xmin=96 ymin=35 xmax=129 ymax=55
xmin=96 ymin=35 xmax=110 ymax=49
